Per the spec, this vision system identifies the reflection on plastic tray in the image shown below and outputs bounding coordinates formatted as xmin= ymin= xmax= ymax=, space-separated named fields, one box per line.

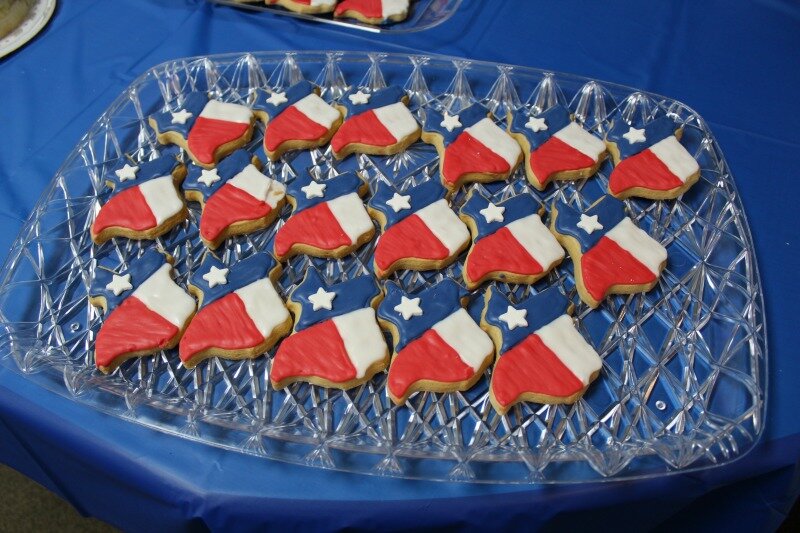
xmin=0 ymin=51 xmax=766 ymax=483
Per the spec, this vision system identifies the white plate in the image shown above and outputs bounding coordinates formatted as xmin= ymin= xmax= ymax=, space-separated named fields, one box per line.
xmin=0 ymin=0 xmax=56 ymax=59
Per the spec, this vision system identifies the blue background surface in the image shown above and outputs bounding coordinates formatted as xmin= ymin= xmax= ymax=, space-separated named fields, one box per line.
xmin=1 ymin=0 xmax=799 ymax=529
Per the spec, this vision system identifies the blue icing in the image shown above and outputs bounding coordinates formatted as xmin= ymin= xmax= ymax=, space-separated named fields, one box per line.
xmin=90 ymin=249 xmax=167 ymax=314
xmin=106 ymin=150 xmax=181 ymax=197
xmin=459 ymin=190 xmax=542 ymax=241
xmin=290 ymin=269 xmax=380 ymax=330
xmin=252 ymin=80 xmax=317 ymax=119
xmin=509 ymin=104 xmax=572 ymax=151
xmin=483 ymin=287 xmax=569 ymax=354
xmin=191 ymin=252 xmax=278 ymax=310
xmin=183 ymin=149 xmax=253 ymax=200
xmin=149 ymin=92 xmax=207 ymax=137
xmin=286 ymin=171 xmax=364 ymax=215
xmin=422 ymin=104 xmax=490 ymax=145
xmin=368 ymin=180 xmax=448 ymax=229
xmin=552 ymin=196 xmax=626 ymax=253
xmin=607 ymin=115 xmax=677 ymax=159
xmin=340 ymin=85 xmax=407 ymax=117
xmin=377 ymin=279 xmax=467 ymax=352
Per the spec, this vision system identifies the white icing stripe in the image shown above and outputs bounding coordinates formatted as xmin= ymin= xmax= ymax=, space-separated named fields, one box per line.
xmin=234 ymin=278 xmax=289 ymax=338
xmin=332 ymin=308 xmax=387 ymax=379
xmin=506 ymin=214 xmax=564 ymax=268
xmin=415 ymin=199 xmax=470 ymax=255
xmin=294 ymin=93 xmax=340 ymax=128
xmin=138 ymin=175 xmax=183 ymax=224
xmin=228 ymin=164 xmax=286 ymax=207
xmin=649 ymin=136 xmax=699 ymax=182
xmin=373 ymin=102 xmax=419 ymax=142
xmin=382 ymin=0 xmax=409 ymax=17
xmin=311 ymin=0 xmax=336 ymax=6
xmin=199 ymin=100 xmax=253 ymax=124
xmin=536 ymin=315 xmax=602 ymax=385
xmin=606 ymin=218 xmax=667 ymax=275
xmin=432 ymin=308 xmax=493 ymax=372
xmin=133 ymin=264 xmax=195 ymax=328
xmin=465 ymin=118 xmax=522 ymax=168
xmin=326 ymin=193 xmax=373 ymax=244
xmin=553 ymin=122 xmax=606 ymax=160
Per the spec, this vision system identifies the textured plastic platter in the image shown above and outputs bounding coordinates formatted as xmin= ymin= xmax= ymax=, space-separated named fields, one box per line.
xmin=0 ymin=51 xmax=766 ymax=483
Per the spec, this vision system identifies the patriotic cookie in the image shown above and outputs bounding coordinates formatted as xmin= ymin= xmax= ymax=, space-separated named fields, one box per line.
xmin=550 ymin=196 xmax=667 ymax=308
xmin=89 ymin=249 xmax=195 ymax=374
xmin=179 ymin=253 xmax=292 ymax=369
xmin=330 ymin=85 xmax=420 ymax=159
xmin=422 ymin=104 xmax=522 ymax=191
xmin=252 ymin=80 xmax=343 ymax=161
xmin=270 ymin=269 xmax=389 ymax=390
xmin=367 ymin=180 xmax=469 ymax=279
xmin=334 ymin=0 xmax=410 ymax=24
xmin=605 ymin=115 xmax=700 ymax=200
xmin=378 ymin=280 xmax=494 ymax=405
xmin=481 ymin=287 xmax=602 ymax=413
xmin=273 ymin=172 xmax=374 ymax=261
xmin=183 ymin=150 xmax=286 ymax=249
xmin=266 ymin=0 xmax=337 ymax=14
xmin=507 ymin=104 xmax=607 ymax=190
xmin=149 ymin=93 xmax=255 ymax=169
xmin=91 ymin=153 xmax=188 ymax=244
xmin=459 ymin=190 xmax=564 ymax=290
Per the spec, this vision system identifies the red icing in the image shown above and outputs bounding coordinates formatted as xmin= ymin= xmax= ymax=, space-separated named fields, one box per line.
xmin=179 ymin=293 xmax=263 ymax=363
xmin=265 ymin=105 xmax=330 ymax=152
xmin=93 ymin=186 xmax=157 ymax=234
xmin=330 ymin=110 xmax=396 ymax=153
xmin=200 ymin=183 xmax=272 ymax=243
xmin=442 ymin=131 xmax=511 ymax=186
xmin=95 ymin=296 xmax=179 ymax=369
xmin=491 ymin=333 xmax=584 ymax=408
xmin=465 ymin=227 xmax=542 ymax=283
xmin=187 ymin=116 xmax=250 ymax=165
xmin=530 ymin=136 xmax=596 ymax=184
xmin=373 ymin=214 xmax=448 ymax=274
xmin=335 ymin=0 xmax=382 ymax=18
xmin=273 ymin=202 xmax=350 ymax=258
xmin=609 ymin=147 xmax=684 ymax=195
xmin=387 ymin=329 xmax=476 ymax=400
xmin=271 ymin=319 xmax=357 ymax=384
xmin=581 ymin=236 xmax=657 ymax=302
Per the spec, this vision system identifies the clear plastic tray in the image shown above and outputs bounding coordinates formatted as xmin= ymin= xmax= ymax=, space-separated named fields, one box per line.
xmin=0 ymin=51 xmax=766 ymax=483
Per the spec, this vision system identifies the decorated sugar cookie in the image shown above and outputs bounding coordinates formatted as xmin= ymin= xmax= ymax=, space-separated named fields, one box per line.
xmin=378 ymin=280 xmax=494 ymax=405
xmin=252 ymin=80 xmax=343 ymax=161
xmin=334 ymin=0 xmax=410 ymax=24
xmin=270 ymin=269 xmax=389 ymax=390
xmin=507 ymin=104 xmax=607 ymax=190
xmin=458 ymin=190 xmax=564 ymax=290
xmin=183 ymin=150 xmax=286 ymax=249
xmin=422 ymin=104 xmax=522 ymax=191
xmin=367 ymin=180 xmax=469 ymax=278
xmin=550 ymin=196 xmax=667 ymax=308
xmin=481 ymin=287 xmax=602 ymax=413
xmin=266 ymin=0 xmax=337 ymax=14
xmin=330 ymin=85 xmax=420 ymax=159
xmin=91 ymin=153 xmax=188 ymax=244
xmin=273 ymin=172 xmax=374 ymax=261
xmin=89 ymin=249 xmax=195 ymax=374
xmin=179 ymin=253 xmax=292 ymax=369
xmin=605 ymin=115 xmax=700 ymax=200
xmin=149 ymin=92 xmax=255 ymax=169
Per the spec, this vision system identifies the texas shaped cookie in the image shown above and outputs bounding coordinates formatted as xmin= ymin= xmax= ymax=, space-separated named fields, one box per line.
xmin=459 ymin=190 xmax=564 ymax=290
xmin=89 ymin=249 xmax=195 ymax=374
xmin=378 ymin=279 xmax=494 ymax=405
xmin=367 ymin=180 xmax=469 ymax=278
xmin=481 ymin=287 xmax=602 ymax=413
xmin=252 ymin=80 xmax=343 ymax=161
xmin=273 ymin=171 xmax=374 ymax=261
xmin=270 ymin=269 xmax=389 ymax=390
xmin=549 ymin=195 xmax=667 ymax=308
xmin=149 ymin=92 xmax=255 ymax=169
xmin=422 ymin=104 xmax=522 ymax=191
xmin=91 ymin=152 xmax=187 ymax=244
xmin=179 ymin=252 xmax=292 ymax=369
xmin=605 ymin=115 xmax=700 ymax=200
xmin=330 ymin=85 xmax=420 ymax=159
xmin=266 ymin=0 xmax=337 ymax=14
xmin=334 ymin=0 xmax=410 ymax=24
xmin=507 ymin=104 xmax=607 ymax=190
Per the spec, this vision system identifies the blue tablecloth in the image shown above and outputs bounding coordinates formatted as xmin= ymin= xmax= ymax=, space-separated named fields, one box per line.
xmin=1 ymin=0 xmax=799 ymax=530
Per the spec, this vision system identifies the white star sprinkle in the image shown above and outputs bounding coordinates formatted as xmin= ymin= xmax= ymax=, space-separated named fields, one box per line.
xmin=386 ymin=192 xmax=411 ymax=213
xmin=394 ymin=296 xmax=423 ymax=320
xmin=479 ymin=202 xmax=505 ymax=223
xmin=300 ymin=181 xmax=326 ymax=199
xmin=525 ymin=116 xmax=548 ymax=132
xmin=170 ymin=109 xmax=193 ymax=125
xmin=202 ymin=266 xmax=229 ymax=288
xmin=308 ymin=287 xmax=336 ymax=311
xmin=348 ymin=90 xmax=371 ymax=105
xmin=577 ymin=213 xmax=603 ymax=234
xmin=622 ymin=127 xmax=646 ymax=144
xmin=105 ymin=274 xmax=133 ymax=296
xmin=115 ymin=164 xmax=139 ymax=182
xmin=198 ymin=168 xmax=221 ymax=187
xmin=266 ymin=91 xmax=288 ymax=106
xmin=440 ymin=112 xmax=462 ymax=132
xmin=499 ymin=305 xmax=528 ymax=330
